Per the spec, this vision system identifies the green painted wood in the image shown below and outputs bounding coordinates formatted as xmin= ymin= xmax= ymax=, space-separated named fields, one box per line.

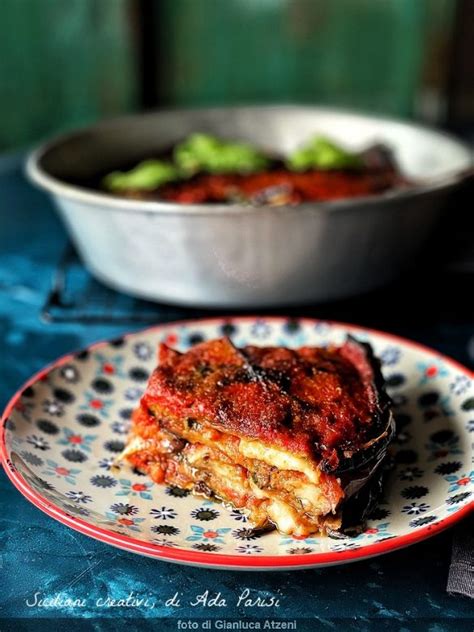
xmin=0 ymin=0 xmax=455 ymax=150
xmin=0 ymin=0 xmax=138 ymax=150
xmin=156 ymin=0 xmax=455 ymax=118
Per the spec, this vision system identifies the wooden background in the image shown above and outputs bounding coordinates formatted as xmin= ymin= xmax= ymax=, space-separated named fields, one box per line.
xmin=0 ymin=0 xmax=466 ymax=151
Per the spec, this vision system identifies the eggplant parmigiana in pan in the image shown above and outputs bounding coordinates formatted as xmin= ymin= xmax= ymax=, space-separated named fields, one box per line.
xmin=101 ymin=134 xmax=408 ymax=206
xmin=120 ymin=337 xmax=394 ymax=536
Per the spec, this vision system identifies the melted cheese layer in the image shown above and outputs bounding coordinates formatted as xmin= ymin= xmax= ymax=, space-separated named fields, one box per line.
xmin=238 ymin=438 xmax=320 ymax=484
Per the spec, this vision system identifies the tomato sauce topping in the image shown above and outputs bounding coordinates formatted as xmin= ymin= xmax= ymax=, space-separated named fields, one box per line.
xmin=142 ymin=338 xmax=391 ymax=468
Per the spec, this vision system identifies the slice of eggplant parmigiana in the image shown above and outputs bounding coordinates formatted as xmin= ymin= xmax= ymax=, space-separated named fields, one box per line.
xmin=118 ymin=336 xmax=394 ymax=537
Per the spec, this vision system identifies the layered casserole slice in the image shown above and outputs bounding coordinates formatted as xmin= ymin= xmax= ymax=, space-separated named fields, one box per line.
xmin=122 ymin=337 xmax=394 ymax=536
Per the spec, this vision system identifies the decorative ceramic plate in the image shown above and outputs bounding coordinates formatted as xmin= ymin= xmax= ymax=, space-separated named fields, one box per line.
xmin=1 ymin=318 xmax=473 ymax=570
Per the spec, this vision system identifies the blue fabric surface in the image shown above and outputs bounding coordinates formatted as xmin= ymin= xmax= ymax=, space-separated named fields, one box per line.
xmin=0 ymin=156 xmax=472 ymax=631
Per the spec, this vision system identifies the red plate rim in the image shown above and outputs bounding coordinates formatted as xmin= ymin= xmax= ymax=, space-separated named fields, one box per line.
xmin=1 ymin=316 xmax=473 ymax=570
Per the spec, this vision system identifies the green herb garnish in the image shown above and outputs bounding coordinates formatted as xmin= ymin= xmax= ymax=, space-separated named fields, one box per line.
xmin=102 ymin=160 xmax=179 ymax=191
xmin=286 ymin=136 xmax=362 ymax=171
xmin=174 ymin=133 xmax=269 ymax=175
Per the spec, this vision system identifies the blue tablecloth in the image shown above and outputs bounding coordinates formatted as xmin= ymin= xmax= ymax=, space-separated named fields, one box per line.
xmin=0 ymin=154 xmax=472 ymax=631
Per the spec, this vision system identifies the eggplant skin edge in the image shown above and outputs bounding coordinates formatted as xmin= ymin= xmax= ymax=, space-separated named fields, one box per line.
xmin=320 ymin=335 xmax=394 ymax=477
xmin=322 ymin=337 xmax=396 ymax=533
